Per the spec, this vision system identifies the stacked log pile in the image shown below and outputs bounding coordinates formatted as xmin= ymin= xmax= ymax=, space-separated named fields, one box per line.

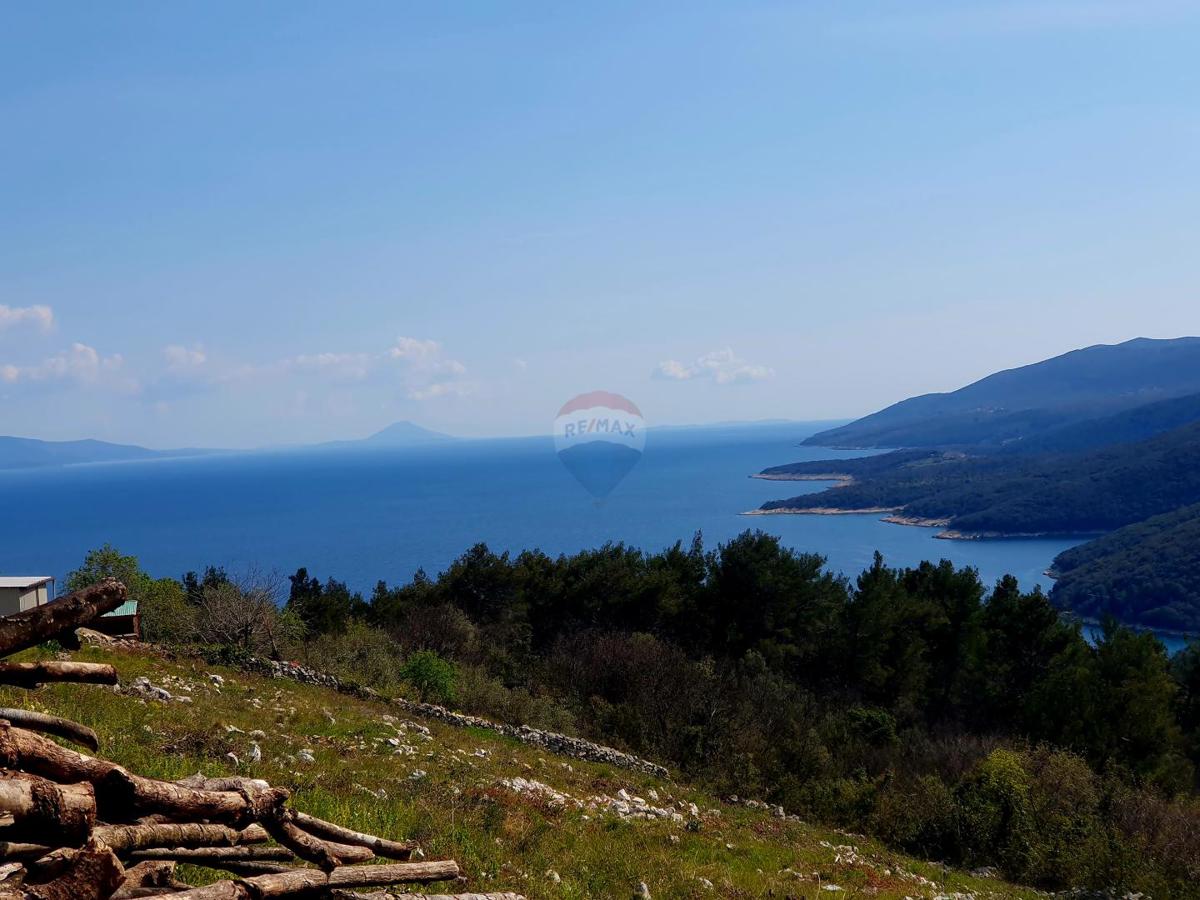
xmin=0 ymin=580 xmax=523 ymax=900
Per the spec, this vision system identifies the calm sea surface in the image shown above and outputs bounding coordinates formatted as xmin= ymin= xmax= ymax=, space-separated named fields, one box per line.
xmin=0 ymin=422 xmax=1085 ymax=596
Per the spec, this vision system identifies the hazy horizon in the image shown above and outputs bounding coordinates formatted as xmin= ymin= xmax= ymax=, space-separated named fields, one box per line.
xmin=1 ymin=414 xmax=855 ymax=451
xmin=4 ymin=2 xmax=1198 ymax=447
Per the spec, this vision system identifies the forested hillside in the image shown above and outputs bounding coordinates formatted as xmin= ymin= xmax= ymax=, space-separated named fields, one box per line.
xmin=1050 ymin=503 xmax=1200 ymax=631
xmin=804 ymin=337 xmax=1200 ymax=449
xmin=997 ymin=391 xmax=1200 ymax=455
xmin=763 ymin=420 xmax=1200 ymax=535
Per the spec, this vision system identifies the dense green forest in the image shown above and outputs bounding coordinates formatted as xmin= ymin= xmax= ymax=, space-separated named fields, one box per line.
xmin=996 ymin=391 xmax=1200 ymax=456
xmin=759 ymin=448 xmax=961 ymax=480
xmin=70 ymin=536 xmax=1200 ymax=896
xmin=1050 ymin=503 xmax=1200 ymax=631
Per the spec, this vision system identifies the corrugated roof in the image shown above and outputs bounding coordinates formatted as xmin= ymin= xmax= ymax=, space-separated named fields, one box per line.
xmin=102 ymin=600 xmax=139 ymax=617
xmin=0 ymin=577 xmax=54 ymax=589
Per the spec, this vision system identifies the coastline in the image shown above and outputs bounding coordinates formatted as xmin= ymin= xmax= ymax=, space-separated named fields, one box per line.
xmin=750 ymin=505 xmax=1103 ymax=543
xmin=881 ymin=514 xmax=951 ymax=528
xmin=933 ymin=528 xmax=1108 ymax=542
xmin=744 ymin=506 xmax=901 ymax=517
xmin=750 ymin=472 xmax=855 ymax=487
xmin=751 ymin=446 xmax=1107 ymax=542
xmin=1064 ymin=612 xmax=1199 ymax=645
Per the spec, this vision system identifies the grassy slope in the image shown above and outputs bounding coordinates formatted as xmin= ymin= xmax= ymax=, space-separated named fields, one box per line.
xmin=2 ymin=644 xmax=1040 ymax=900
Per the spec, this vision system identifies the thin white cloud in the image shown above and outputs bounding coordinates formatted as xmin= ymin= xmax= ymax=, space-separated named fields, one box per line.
xmin=388 ymin=336 xmax=441 ymax=363
xmin=1 ymin=342 xmax=128 ymax=387
xmin=387 ymin=336 xmax=471 ymax=399
xmin=205 ymin=336 xmax=472 ymax=401
xmin=163 ymin=344 xmax=207 ymax=373
xmin=408 ymin=381 xmax=472 ymax=400
xmin=289 ymin=351 xmax=374 ymax=381
xmin=0 ymin=304 xmax=54 ymax=333
xmin=654 ymin=348 xmax=773 ymax=385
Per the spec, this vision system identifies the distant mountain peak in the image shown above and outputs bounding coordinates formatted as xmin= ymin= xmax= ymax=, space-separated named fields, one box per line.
xmin=363 ymin=421 xmax=454 ymax=445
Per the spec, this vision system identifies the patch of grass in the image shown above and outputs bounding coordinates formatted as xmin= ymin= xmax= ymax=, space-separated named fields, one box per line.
xmin=0 ymin=644 xmax=1043 ymax=899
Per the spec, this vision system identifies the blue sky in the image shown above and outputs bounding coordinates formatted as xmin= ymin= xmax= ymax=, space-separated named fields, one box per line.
xmin=2 ymin=1 xmax=1198 ymax=447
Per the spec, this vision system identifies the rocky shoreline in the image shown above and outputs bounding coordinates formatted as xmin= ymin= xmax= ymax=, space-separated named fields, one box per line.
xmin=880 ymin=514 xmax=951 ymax=528
xmin=749 ymin=501 xmax=1093 ymax=542
xmin=744 ymin=505 xmax=901 ymax=516
xmin=934 ymin=528 xmax=1107 ymax=541
xmin=750 ymin=472 xmax=854 ymax=486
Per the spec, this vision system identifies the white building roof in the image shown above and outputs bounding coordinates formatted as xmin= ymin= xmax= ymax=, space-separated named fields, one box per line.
xmin=0 ymin=576 xmax=54 ymax=589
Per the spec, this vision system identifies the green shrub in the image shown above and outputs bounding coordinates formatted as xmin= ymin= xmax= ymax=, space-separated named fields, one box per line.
xmin=140 ymin=577 xmax=196 ymax=644
xmin=1023 ymin=747 xmax=1104 ymax=886
xmin=869 ymin=774 xmax=957 ymax=858
xmin=298 ymin=621 xmax=406 ymax=692
xmin=400 ymin=650 xmax=457 ymax=704
xmin=957 ymin=749 xmax=1034 ymax=879
xmin=453 ymin=664 xmax=576 ymax=733
xmin=796 ymin=774 xmax=880 ymax=828
xmin=846 ymin=706 xmax=899 ymax=746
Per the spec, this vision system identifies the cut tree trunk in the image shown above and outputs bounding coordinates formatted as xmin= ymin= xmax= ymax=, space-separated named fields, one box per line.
xmin=0 ymin=580 xmax=126 ymax=658
xmin=0 ymin=723 xmax=288 ymax=826
xmin=260 ymin=808 xmax=372 ymax=871
xmin=291 ymin=811 xmax=414 ymax=860
xmin=96 ymin=823 xmax=269 ymax=853
xmin=19 ymin=840 xmax=125 ymax=900
xmin=116 ymin=860 xmax=176 ymax=889
xmin=0 ymin=846 xmax=49 ymax=862
xmin=0 ymin=710 xmax=99 ymax=751
xmin=174 ymin=776 xmax=270 ymax=794
xmin=126 ymin=847 xmax=295 ymax=864
xmin=0 ymin=772 xmax=94 ymax=846
xmin=0 ymin=663 xmax=119 ymax=689
xmin=164 ymin=860 xmax=461 ymax=899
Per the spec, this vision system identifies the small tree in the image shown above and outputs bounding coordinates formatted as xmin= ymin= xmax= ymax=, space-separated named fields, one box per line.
xmin=400 ymin=650 xmax=456 ymax=704
xmin=286 ymin=568 xmax=365 ymax=638
xmin=66 ymin=544 xmax=147 ymax=595
xmin=67 ymin=544 xmax=195 ymax=643
xmin=195 ymin=568 xmax=300 ymax=659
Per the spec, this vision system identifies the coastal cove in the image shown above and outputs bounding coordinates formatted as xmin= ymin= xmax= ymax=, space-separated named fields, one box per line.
xmin=0 ymin=420 xmax=1178 ymax=647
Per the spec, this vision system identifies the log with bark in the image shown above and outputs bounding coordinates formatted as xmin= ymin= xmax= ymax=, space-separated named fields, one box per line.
xmin=0 ymin=771 xmax=94 ymax=846
xmin=0 ymin=663 xmax=119 ymax=689
xmin=94 ymin=824 xmax=269 ymax=853
xmin=290 ymin=812 xmax=414 ymax=861
xmin=0 ymin=580 xmax=126 ymax=658
xmin=0 ymin=709 xmax=99 ymax=751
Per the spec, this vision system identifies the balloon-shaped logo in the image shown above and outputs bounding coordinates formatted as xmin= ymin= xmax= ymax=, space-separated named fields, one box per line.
xmin=554 ymin=391 xmax=646 ymax=499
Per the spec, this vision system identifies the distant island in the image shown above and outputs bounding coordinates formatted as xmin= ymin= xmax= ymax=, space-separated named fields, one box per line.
xmin=0 ymin=420 xmax=455 ymax=471
xmin=304 ymin=420 xmax=456 ymax=452
xmin=757 ymin=337 xmax=1200 ymax=632
xmin=0 ymin=436 xmax=218 ymax=471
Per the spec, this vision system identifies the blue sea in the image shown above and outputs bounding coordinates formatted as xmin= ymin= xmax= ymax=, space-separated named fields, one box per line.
xmin=0 ymin=421 xmax=1184 ymax=651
